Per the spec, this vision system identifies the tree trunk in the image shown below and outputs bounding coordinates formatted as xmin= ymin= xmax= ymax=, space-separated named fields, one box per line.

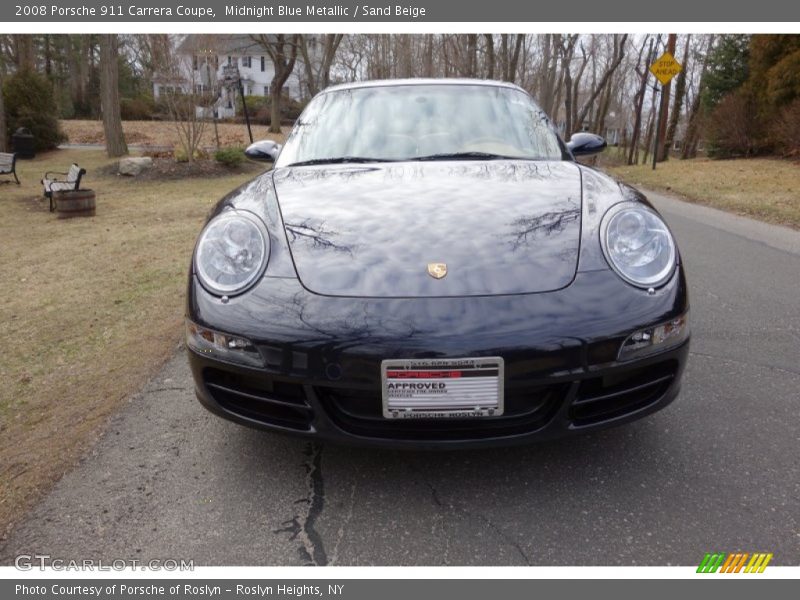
xmin=681 ymin=34 xmax=715 ymax=159
xmin=665 ymin=35 xmax=690 ymax=158
xmin=254 ymin=34 xmax=300 ymax=134
xmin=642 ymin=78 xmax=660 ymax=164
xmin=538 ymin=35 xmax=555 ymax=113
xmin=628 ymin=37 xmax=654 ymax=165
xmin=656 ymin=34 xmax=677 ymax=162
xmin=484 ymin=34 xmax=495 ymax=79
xmin=424 ymin=36 xmax=434 ymax=77
xmin=466 ymin=34 xmax=478 ymax=77
xmin=0 ymin=59 xmax=7 ymax=152
xmin=15 ymin=35 xmax=35 ymax=71
xmin=508 ymin=35 xmax=524 ymax=84
xmin=99 ymin=34 xmax=128 ymax=158
xmin=559 ymin=35 xmax=579 ymax=136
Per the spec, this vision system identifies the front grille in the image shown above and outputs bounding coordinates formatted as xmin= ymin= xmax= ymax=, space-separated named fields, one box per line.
xmin=315 ymin=383 xmax=567 ymax=440
xmin=203 ymin=368 xmax=313 ymax=431
xmin=570 ymin=359 xmax=678 ymax=426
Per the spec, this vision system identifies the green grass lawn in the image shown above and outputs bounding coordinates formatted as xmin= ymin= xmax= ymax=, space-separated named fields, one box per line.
xmin=609 ymin=157 xmax=800 ymax=229
xmin=0 ymin=149 xmax=263 ymax=532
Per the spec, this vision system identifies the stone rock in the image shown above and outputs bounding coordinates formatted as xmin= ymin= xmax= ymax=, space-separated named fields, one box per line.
xmin=118 ymin=157 xmax=153 ymax=176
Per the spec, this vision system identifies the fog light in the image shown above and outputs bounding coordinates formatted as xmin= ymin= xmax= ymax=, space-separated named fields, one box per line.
xmin=186 ymin=320 xmax=263 ymax=367
xmin=618 ymin=313 xmax=689 ymax=361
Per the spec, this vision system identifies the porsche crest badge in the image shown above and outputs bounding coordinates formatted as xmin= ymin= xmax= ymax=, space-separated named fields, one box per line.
xmin=427 ymin=263 xmax=447 ymax=279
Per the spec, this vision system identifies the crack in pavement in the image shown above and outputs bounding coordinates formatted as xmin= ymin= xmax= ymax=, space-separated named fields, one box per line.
xmin=273 ymin=443 xmax=328 ymax=565
xmin=471 ymin=512 xmax=532 ymax=566
xmin=425 ymin=482 xmax=451 ymax=565
xmin=425 ymin=481 xmax=529 ymax=566
xmin=329 ymin=480 xmax=357 ymax=566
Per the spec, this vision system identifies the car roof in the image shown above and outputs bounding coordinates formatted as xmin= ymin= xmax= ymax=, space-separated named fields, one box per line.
xmin=320 ymin=78 xmax=529 ymax=96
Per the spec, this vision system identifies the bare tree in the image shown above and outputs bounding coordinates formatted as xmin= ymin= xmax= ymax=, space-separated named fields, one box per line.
xmin=681 ymin=35 xmax=715 ymax=159
xmin=665 ymin=35 xmax=691 ymax=158
xmin=99 ymin=34 xmax=128 ymax=157
xmin=559 ymin=35 xmax=582 ymax=136
xmin=14 ymin=35 xmax=35 ymax=70
xmin=252 ymin=34 xmax=300 ymax=134
xmin=298 ymin=34 xmax=343 ymax=96
xmin=501 ymin=34 xmax=524 ymax=83
xmin=573 ymin=34 xmax=629 ymax=134
xmin=156 ymin=42 xmax=215 ymax=163
xmin=0 ymin=53 xmax=7 ymax=152
xmin=656 ymin=33 xmax=677 ymax=162
xmin=537 ymin=34 xmax=561 ymax=114
xmin=628 ymin=36 xmax=655 ymax=164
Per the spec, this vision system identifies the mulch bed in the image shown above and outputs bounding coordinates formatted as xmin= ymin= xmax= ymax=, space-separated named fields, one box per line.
xmin=97 ymin=157 xmax=264 ymax=181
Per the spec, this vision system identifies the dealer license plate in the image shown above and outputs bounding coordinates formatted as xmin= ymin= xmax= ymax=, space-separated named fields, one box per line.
xmin=381 ymin=357 xmax=504 ymax=419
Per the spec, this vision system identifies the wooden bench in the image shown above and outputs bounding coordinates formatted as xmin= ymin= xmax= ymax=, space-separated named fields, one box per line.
xmin=42 ymin=163 xmax=87 ymax=212
xmin=0 ymin=152 xmax=20 ymax=184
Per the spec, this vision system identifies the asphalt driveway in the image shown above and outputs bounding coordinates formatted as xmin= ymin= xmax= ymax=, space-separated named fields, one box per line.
xmin=1 ymin=189 xmax=798 ymax=566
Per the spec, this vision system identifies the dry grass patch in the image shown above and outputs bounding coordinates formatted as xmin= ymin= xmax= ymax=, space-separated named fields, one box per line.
xmin=60 ymin=119 xmax=290 ymax=149
xmin=609 ymin=157 xmax=800 ymax=229
xmin=0 ymin=149 xmax=263 ymax=535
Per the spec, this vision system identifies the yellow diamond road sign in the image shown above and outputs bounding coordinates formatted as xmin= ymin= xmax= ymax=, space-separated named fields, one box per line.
xmin=649 ymin=52 xmax=683 ymax=86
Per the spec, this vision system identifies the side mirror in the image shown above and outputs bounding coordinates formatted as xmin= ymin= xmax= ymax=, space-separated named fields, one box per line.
xmin=566 ymin=133 xmax=607 ymax=157
xmin=245 ymin=140 xmax=282 ymax=162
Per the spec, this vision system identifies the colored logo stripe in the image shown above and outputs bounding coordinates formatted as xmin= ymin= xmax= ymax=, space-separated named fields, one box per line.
xmin=745 ymin=553 xmax=773 ymax=573
xmin=697 ymin=553 xmax=726 ymax=573
xmin=697 ymin=552 xmax=773 ymax=573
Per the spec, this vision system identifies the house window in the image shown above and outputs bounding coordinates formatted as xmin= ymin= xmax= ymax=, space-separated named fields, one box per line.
xmin=194 ymin=84 xmax=207 ymax=94
xmin=242 ymin=56 xmax=252 ymax=68
xmin=261 ymin=56 xmax=265 ymax=72
xmin=264 ymin=86 xmax=269 ymax=96
xmin=227 ymin=56 xmax=232 ymax=65
xmin=192 ymin=55 xmax=198 ymax=70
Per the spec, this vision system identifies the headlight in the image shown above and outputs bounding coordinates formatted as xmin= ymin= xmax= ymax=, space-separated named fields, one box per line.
xmin=195 ymin=210 xmax=269 ymax=296
xmin=601 ymin=204 xmax=677 ymax=288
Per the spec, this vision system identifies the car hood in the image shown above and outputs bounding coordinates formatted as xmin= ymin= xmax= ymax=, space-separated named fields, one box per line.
xmin=272 ymin=160 xmax=582 ymax=298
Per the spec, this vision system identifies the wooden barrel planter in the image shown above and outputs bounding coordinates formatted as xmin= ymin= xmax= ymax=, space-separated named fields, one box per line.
xmin=55 ymin=189 xmax=96 ymax=219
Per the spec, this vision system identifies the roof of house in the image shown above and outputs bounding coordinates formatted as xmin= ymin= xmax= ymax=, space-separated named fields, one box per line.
xmin=177 ymin=34 xmax=264 ymax=56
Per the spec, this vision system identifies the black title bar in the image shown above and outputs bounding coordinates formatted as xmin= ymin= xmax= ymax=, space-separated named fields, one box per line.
xmin=3 ymin=0 xmax=800 ymax=23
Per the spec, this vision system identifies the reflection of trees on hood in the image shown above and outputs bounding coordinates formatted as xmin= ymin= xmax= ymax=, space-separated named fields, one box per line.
xmin=507 ymin=202 xmax=580 ymax=251
xmin=284 ymin=219 xmax=354 ymax=255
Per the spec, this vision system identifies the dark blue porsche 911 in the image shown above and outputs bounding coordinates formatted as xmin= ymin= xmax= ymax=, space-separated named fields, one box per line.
xmin=185 ymin=79 xmax=689 ymax=448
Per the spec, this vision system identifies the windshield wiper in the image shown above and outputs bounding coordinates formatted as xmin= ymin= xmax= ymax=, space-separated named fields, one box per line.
xmin=411 ymin=151 xmax=529 ymax=162
xmin=286 ymin=156 xmax=396 ymax=167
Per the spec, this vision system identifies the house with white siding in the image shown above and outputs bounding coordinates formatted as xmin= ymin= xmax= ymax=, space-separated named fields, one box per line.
xmin=153 ymin=34 xmax=319 ymax=118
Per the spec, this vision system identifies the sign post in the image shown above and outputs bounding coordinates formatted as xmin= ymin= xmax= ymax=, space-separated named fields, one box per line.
xmin=648 ymin=51 xmax=683 ymax=170
xmin=222 ymin=65 xmax=254 ymax=144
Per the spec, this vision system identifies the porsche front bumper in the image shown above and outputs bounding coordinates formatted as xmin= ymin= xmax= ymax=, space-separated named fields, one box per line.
xmin=186 ymin=267 xmax=690 ymax=449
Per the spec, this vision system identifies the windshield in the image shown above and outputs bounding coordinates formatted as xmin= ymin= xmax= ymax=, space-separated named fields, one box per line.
xmin=276 ymin=83 xmax=564 ymax=166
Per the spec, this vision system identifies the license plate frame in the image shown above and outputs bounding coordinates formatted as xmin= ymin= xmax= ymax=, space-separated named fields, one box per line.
xmin=381 ymin=357 xmax=504 ymax=419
